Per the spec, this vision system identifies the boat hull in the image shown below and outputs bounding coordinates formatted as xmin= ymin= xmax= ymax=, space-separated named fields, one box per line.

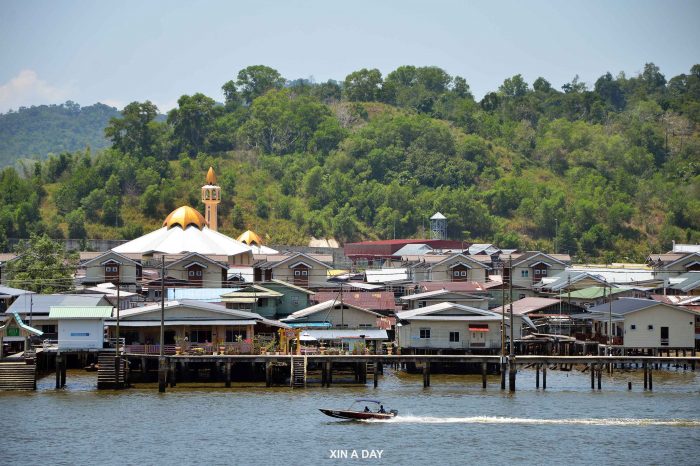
xmin=319 ymin=409 xmax=397 ymax=420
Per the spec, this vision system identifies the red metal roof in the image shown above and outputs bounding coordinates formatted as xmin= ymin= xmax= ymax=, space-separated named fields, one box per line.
xmin=345 ymin=239 xmax=468 ymax=257
xmin=311 ymin=291 xmax=396 ymax=311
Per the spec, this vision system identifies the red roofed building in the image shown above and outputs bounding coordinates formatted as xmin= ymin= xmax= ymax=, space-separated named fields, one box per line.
xmin=345 ymin=239 xmax=468 ymax=264
xmin=311 ymin=291 xmax=396 ymax=314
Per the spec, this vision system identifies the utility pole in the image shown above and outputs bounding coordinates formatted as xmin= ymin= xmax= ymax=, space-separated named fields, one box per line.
xmin=115 ymin=276 xmax=121 ymax=388
xmin=508 ymin=254 xmax=516 ymax=392
xmin=159 ymin=255 xmax=166 ymax=393
xmin=500 ymin=259 xmax=506 ymax=390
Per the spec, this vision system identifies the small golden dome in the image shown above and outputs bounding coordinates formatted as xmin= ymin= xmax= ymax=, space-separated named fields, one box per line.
xmin=163 ymin=206 xmax=207 ymax=230
xmin=206 ymin=167 xmax=217 ymax=185
xmin=237 ymin=230 xmax=263 ymax=246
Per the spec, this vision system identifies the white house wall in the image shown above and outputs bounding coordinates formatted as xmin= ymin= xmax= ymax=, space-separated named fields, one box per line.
xmin=57 ymin=319 xmax=104 ymax=350
xmin=397 ymin=321 xmax=501 ymax=350
xmin=623 ymin=305 xmax=696 ymax=348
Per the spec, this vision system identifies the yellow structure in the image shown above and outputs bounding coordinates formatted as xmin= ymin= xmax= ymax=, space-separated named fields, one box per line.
xmin=237 ymin=230 xmax=264 ymax=247
xmin=201 ymin=167 xmax=221 ymax=231
xmin=163 ymin=206 xmax=207 ymax=230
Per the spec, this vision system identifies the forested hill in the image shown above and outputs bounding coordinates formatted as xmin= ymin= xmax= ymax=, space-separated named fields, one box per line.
xmin=1 ymin=63 xmax=699 ymax=262
xmin=0 ymin=102 xmax=120 ymax=167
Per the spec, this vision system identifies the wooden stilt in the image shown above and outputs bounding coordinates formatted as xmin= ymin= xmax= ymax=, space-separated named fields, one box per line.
xmin=265 ymin=361 xmax=272 ymax=387
xmin=423 ymin=362 xmax=430 ymax=388
xmin=225 ymin=362 xmax=231 ymax=388
xmin=542 ymin=364 xmax=547 ymax=390
xmin=508 ymin=361 xmax=516 ymax=392
xmin=648 ymin=366 xmax=653 ymax=391
xmin=373 ymin=361 xmax=379 ymax=388
xmin=55 ymin=354 xmax=62 ymax=389
xmin=590 ymin=363 xmax=595 ymax=389
xmin=169 ymin=361 xmax=176 ymax=387
xmin=482 ymin=362 xmax=488 ymax=389
xmin=643 ymin=362 xmax=648 ymax=390
xmin=535 ymin=363 xmax=540 ymax=389
xmin=596 ymin=364 xmax=601 ymax=390
xmin=158 ymin=357 xmax=167 ymax=393
xmin=327 ymin=361 xmax=333 ymax=386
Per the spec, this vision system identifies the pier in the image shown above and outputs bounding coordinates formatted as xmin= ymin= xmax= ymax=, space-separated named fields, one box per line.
xmin=119 ymin=353 xmax=699 ymax=393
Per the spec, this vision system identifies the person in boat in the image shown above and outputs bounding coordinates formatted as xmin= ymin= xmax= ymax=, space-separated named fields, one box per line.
xmin=364 ymin=406 xmax=370 ymax=412
xmin=379 ymin=405 xmax=386 ymax=413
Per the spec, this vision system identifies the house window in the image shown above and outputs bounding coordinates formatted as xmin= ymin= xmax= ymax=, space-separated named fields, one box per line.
xmin=648 ymin=325 xmax=653 ymax=331
xmin=42 ymin=324 xmax=56 ymax=334
xmin=188 ymin=270 xmax=203 ymax=277
xmin=630 ymin=324 xmax=636 ymax=330
xmin=453 ymin=271 xmax=460 ymax=277
xmin=191 ymin=330 xmax=212 ymax=343
xmin=294 ymin=270 xmax=301 ymax=276
xmin=335 ymin=324 xmax=349 ymax=328
xmin=259 ymin=298 xmax=268 ymax=307
xmin=521 ymin=270 xmax=529 ymax=278
xmin=540 ymin=269 xmax=547 ymax=277
xmin=225 ymin=329 xmax=246 ymax=342
xmin=419 ymin=328 xmax=431 ymax=339
xmin=449 ymin=331 xmax=459 ymax=342
xmin=534 ymin=269 xmax=541 ymax=275
xmin=418 ymin=301 xmax=426 ymax=308
xmin=359 ymin=323 xmax=373 ymax=328
xmin=291 ymin=296 xmax=299 ymax=305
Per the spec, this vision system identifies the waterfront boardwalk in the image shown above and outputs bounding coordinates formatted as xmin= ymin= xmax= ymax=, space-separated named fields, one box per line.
xmin=119 ymin=353 xmax=699 ymax=393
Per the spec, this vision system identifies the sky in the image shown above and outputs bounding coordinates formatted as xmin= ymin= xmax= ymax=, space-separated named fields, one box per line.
xmin=0 ymin=0 xmax=699 ymax=113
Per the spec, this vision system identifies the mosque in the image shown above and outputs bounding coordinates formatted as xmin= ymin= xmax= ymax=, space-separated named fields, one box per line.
xmin=112 ymin=167 xmax=277 ymax=265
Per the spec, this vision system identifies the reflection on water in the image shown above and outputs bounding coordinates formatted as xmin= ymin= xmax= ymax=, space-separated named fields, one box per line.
xmin=2 ymin=367 xmax=699 ymax=465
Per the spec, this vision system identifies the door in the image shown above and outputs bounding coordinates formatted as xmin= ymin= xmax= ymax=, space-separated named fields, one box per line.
xmin=660 ymin=326 xmax=669 ymax=346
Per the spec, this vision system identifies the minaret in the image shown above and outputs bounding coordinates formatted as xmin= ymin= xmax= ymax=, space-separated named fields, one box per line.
xmin=201 ymin=167 xmax=221 ymax=231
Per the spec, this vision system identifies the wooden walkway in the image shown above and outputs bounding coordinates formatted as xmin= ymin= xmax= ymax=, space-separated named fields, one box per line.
xmin=121 ymin=353 xmax=700 ymax=393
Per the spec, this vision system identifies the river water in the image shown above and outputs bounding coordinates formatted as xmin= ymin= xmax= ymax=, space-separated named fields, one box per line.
xmin=2 ymin=367 xmax=699 ymax=465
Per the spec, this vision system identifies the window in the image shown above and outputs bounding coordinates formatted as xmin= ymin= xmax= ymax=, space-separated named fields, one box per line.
xmin=359 ymin=323 xmax=373 ymax=328
xmin=540 ymin=269 xmax=547 ymax=277
xmin=419 ymin=328 xmax=431 ymax=339
xmin=291 ymin=296 xmax=299 ymax=305
xmin=630 ymin=324 xmax=636 ymax=330
xmin=191 ymin=330 xmax=212 ymax=343
xmin=302 ymin=270 xmax=308 ymax=276
xmin=42 ymin=324 xmax=56 ymax=334
xmin=418 ymin=301 xmax=426 ymax=308
xmin=225 ymin=329 xmax=245 ymax=342
xmin=294 ymin=270 xmax=301 ymax=276
xmin=449 ymin=331 xmax=459 ymax=342
xmin=648 ymin=325 xmax=654 ymax=331
xmin=334 ymin=324 xmax=349 ymax=328
xmin=534 ymin=269 xmax=541 ymax=275
xmin=453 ymin=271 xmax=460 ymax=277
xmin=460 ymin=271 xmax=467 ymax=277
xmin=521 ymin=270 xmax=529 ymax=278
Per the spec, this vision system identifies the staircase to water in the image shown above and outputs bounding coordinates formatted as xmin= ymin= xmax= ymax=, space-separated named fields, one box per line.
xmin=0 ymin=361 xmax=36 ymax=390
xmin=97 ymin=352 xmax=128 ymax=389
xmin=291 ymin=356 xmax=306 ymax=388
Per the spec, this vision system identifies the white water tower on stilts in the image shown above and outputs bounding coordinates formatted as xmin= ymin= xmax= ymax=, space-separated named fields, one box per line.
xmin=430 ymin=212 xmax=447 ymax=240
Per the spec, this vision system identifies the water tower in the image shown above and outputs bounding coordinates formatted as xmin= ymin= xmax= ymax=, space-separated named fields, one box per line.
xmin=430 ymin=212 xmax=447 ymax=240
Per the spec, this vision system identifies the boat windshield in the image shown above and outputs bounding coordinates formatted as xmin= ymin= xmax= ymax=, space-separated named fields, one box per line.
xmin=350 ymin=399 xmax=384 ymax=410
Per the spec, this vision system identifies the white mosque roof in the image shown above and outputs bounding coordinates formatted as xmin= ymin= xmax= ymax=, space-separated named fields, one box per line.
xmin=113 ymin=225 xmax=252 ymax=256
xmin=113 ymin=206 xmax=252 ymax=257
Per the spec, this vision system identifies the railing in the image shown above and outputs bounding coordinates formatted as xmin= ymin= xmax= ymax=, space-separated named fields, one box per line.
xmin=124 ymin=342 xmax=254 ymax=355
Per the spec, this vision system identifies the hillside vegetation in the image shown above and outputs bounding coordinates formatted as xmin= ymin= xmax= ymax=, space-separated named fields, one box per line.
xmin=1 ymin=63 xmax=699 ymax=262
xmin=0 ymin=102 xmax=120 ymax=167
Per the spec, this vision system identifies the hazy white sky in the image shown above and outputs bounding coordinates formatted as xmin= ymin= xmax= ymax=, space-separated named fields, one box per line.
xmin=1 ymin=0 xmax=698 ymax=112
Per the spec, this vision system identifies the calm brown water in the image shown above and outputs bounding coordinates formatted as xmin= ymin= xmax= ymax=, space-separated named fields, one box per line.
xmin=2 ymin=367 xmax=699 ymax=465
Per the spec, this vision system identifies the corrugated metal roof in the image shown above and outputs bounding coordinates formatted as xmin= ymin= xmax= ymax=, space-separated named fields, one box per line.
xmin=0 ymin=286 xmax=35 ymax=297
xmin=49 ymin=306 xmax=113 ymax=319
xmin=303 ymin=329 xmax=388 ymax=340
xmin=6 ymin=294 xmax=111 ymax=315
xmin=312 ymin=291 xmax=396 ymax=311
xmin=563 ymin=286 xmax=633 ymax=300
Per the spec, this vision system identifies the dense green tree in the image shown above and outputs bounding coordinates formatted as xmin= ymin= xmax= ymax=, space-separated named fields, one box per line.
xmin=104 ymin=101 xmax=162 ymax=158
xmin=343 ymin=68 xmax=383 ymax=102
xmin=6 ymin=233 xmax=78 ymax=293
xmin=233 ymin=65 xmax=285 ymax=105
xmin=167 ymin=93 xmax=219 ymax=156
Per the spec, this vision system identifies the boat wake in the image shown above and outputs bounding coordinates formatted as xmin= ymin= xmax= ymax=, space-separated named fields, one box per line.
xmin=364 ymin=416 xmax=700 ymax=427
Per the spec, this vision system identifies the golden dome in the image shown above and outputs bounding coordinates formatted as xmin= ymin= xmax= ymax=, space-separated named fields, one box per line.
xmin=237 ymin=230 xmax=263 ymax=246
xmin=163 ymin=206 xmax=207 ymax=230
xmin=206 ymin=167 xmax=217 ymax=185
